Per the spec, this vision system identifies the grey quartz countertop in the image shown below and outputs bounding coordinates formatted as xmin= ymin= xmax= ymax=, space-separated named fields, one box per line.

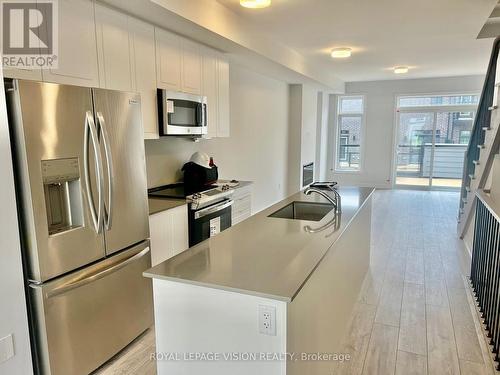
xmin=144 ymin=186 xmax=375 ymax=302
xmin=148 ymin=198 xmax=186 ymax=215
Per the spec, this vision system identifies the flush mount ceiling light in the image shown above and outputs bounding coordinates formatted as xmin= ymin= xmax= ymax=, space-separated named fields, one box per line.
xmin=240 ymin=0 xmax=271 ymax=8
xmin=330 ymin=48 xmax=352 ymax=59
xmin=394 ymin=66 xmax=409 ymax=74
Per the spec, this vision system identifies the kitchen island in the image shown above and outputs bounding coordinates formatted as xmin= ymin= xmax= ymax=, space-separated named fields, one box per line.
xmin=144 ymin=186 xmax=374 ymax=375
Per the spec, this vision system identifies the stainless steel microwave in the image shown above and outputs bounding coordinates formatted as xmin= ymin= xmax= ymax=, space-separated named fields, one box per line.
xmin=157 ymin=89 xmax=207 ymax=136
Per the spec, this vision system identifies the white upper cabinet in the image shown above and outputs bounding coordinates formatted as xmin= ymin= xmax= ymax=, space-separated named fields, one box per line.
xmin=3 ymin=66 xmax=42 ymax=81
xmin=155 ymin=28 xmax=182 ymax=91
xmin=41 ymin=0 xmax=99 ymax=87
xmin=201 ymin=49 xmax=230 ymax=138
xmin=95 ymin=4 xmax=133 ymax=91
xmin=217 ymin=56 xmax=230 ymax=138
xmin=3 ymin=7 xmax=42 ymax=81
xmin=129 ymin=17 xmax=158 ymax=139
xmin=155 ymin=28 xmax=202 ymax=95
xmin=181 ymin=38 xmax=202 ymax=95
xmin=202 ymin=47 xmax=218 ymax=138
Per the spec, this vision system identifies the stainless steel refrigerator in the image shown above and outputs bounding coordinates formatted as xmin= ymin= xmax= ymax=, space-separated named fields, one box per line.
xmin=5 ymin=79 xmax=153 ymax=375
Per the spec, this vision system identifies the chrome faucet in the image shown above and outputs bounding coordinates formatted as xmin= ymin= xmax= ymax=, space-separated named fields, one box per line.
xmin=304 ymin=186 xmax=341 ymax=213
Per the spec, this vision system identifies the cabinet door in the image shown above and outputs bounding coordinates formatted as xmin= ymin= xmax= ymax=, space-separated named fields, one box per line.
xmin=3 ymin=67 xmax=42 ymax=81
xmin=155 ymin=28 xmax=181 ymax=91
xmin=149 ymin=210 xmax=175 ymax=267
xmin=129 ymin=17 xmax=158 ymax=139
xmin=217 ymin=56 xmax=230 ymax=137
xmin=170 ymin=205 xmax=189 ymax=256
xmin=202 ymin=48 xmax=218 ymax=138
xmin=3 ymin=6 xmax=42 ymax=81
xmin=95 ymin=4 xmax=133 ymax=91
xmin=181 ymin=38 xmax=202 ymax=95
xmin=41 ymin=0 xmax=99 ymax=87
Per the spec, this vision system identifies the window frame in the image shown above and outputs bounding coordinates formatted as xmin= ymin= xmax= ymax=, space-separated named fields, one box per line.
xmin=335 ymin=95 xmax=366 ymax=173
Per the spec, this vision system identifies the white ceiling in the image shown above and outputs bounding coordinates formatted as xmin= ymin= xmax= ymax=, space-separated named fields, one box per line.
xmin=218 ymin=0 xmax=498 ymax=82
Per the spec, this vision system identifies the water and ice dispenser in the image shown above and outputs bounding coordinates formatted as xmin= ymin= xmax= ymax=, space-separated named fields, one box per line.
xmin=41 ymin=158 xmax=83 ymax=235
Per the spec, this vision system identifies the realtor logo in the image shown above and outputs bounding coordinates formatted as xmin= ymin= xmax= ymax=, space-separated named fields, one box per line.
xmin=1 ymin=0 xmax=58 ymax=69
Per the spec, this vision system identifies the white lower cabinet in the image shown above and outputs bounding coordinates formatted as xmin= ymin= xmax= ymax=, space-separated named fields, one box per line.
xmin=231 ymin=185 xmax=252 ymax=225
xmin=149 ymin=204 xmax=189 ymax=267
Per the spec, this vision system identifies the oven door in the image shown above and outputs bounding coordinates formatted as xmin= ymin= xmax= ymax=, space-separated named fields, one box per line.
xmin=189 ymin=199 xmax=232 ymax=246
xmin=159 ymin=90 xmax=207 ymax=136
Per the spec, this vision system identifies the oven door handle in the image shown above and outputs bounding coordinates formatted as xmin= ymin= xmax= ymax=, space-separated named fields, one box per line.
xmin=195 ymin=200 xmax=233 ymax=219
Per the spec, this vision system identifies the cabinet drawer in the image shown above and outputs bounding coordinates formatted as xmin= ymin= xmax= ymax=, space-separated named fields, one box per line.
xmin=232 ymin=208 xmax=251 ymax=225
xmin=233 ymin=194 xmax=251 ymax=211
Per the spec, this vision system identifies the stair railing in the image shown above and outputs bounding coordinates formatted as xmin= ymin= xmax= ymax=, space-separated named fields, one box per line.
xmin=459 ymin=37 xmax=500 ymax=220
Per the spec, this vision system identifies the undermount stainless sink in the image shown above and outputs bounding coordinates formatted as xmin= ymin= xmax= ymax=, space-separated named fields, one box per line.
xmin=268 ymin=201 xmax=334 ymax=222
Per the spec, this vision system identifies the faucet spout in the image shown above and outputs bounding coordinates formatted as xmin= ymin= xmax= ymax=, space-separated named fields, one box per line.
xmin=304 ymin=187 xmax=342 ymax=213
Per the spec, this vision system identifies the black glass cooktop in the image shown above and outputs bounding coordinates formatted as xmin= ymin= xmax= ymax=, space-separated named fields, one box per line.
xmin=148 ymin=183 xmax=216 ymax=199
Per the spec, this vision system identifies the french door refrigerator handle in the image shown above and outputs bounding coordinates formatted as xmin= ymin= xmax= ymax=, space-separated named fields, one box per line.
xmin=83 ymin=111 xmax=104 ymax=233
xmin=96 ymin=111 xmax=114 ymax=231
xmin=44 ymin=247 xmax=150 ymax=298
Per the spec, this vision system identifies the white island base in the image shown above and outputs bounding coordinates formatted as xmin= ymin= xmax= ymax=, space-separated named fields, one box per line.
xmin=147 ymin=188 xmax=373 ymax=375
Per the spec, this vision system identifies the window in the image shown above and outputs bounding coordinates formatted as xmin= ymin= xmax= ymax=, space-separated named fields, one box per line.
xmin=397 ymin=94 xmax=479 ymax=108
xmin=395 ymin=93 xmax=478 ymax=188
xmin=336 ymin=95 xmax=365 ymax=171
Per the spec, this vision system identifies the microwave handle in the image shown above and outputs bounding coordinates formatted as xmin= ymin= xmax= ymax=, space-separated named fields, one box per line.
xmin=196 ymin=103 xmax=203 ymax=126
xmin=202 ymin=103 xmax=207 ymax=126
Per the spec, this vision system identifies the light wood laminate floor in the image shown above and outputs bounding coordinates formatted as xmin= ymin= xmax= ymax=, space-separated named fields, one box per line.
xmin=336 ymin=189 xmax=496 ymax=375
xmin=95 ymin=190 xmax=496 ymax=375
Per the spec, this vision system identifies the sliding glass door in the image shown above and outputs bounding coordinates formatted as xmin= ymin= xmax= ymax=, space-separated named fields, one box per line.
xmin=396 ymin=112 xmax=435 ymax=187
xmin=431 ymin=111 xmax=474 ymax=188
xmin=394 ymin=95 xmax=478 ymax=189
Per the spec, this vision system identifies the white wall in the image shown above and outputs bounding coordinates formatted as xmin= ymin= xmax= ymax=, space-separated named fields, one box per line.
xmin=329 ymin=75 xmax=484 ymax=188
xmin=287 ymin=84 xmax=321 ymax=194
xmin=145 ymin=64 xmax=290 ymax=213
xmin=300 ymin=85 xmax=318 ymax=180
xmin=0 ymin=71 xmax=33 ymax=373
xmin=315 ymin=92 xmax=329 ymax=182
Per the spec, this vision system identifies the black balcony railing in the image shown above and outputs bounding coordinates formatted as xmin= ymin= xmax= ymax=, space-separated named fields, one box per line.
xmin=471 ymin=193 xmax=500 ymax=369
xmin=338 ymin=144 xmax=360 ymax=168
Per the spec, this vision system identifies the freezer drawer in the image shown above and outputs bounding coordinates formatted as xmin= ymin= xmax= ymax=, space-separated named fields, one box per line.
xmin=30 ymin=241 xmax=153 ymax=375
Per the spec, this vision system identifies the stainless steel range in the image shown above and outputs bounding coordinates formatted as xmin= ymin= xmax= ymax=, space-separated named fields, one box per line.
xmin=149 ymin=183 xmax=234 ymax=246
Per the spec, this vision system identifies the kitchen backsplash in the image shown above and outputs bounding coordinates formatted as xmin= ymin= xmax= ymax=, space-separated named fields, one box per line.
xmin=144 ymin=137 xmax=203 ymax=188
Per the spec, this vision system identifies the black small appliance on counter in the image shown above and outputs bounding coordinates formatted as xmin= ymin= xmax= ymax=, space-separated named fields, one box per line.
xmin=181 ymin=161 xmax=218 ymax=195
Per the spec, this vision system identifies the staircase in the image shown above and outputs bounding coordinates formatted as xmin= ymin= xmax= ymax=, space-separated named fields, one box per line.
xmin=458 ymin=37 xmax=500 ymax=238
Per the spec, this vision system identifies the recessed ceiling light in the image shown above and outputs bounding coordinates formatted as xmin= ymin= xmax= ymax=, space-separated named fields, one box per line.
xmin=331 ymin=48 xmax=352 ymax=59
xmin=394 ymin=66 xmax=409 ymax=74
xmin=240 ymin=0 xmax=271 ymax=8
